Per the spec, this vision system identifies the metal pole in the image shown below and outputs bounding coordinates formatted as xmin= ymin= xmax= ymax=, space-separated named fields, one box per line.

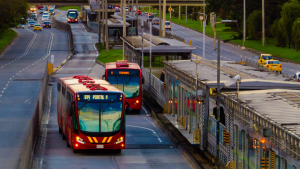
xmin=243 ymin=0 xmax=246 ymax=43
xmin=136 ymin=0 xmax=138 ymax=36
xmin=149 ymin=22 xmax=152 ymax=99
xmin=185 ymin=6 xmax=187 ymax=23
xmin=170 ymin=5 xmax=171 ymax=19
xmin=123 ymin=0 xmax=126 ymax=59
xmin=203 ymin=17 xmax=205 ymax=60
xmin=216 ymin=35 xmax=221 ymax=169
xmin=105 ymin=0 xmax=108 ymax=52
xmin=149 ymin=5 xmax=150 ymax=13
xmin=262 ymin=0 xmax=265 ymax=46
xmin=159 ymin=0 xmax=162 ymax=36
xmin=163 ymin=0 xmax=166 ymax=36
xmin=179 ymin=5 xmax=180 ymax=20
xmin=98 ymin=0 xmax=101 ymax=43
xmin=142 ymin=22 xmax=144 ymax=68
xmin=214 ymin=22 xmax=216 ymax=51
xmin=132 ymin=0 xmax=134 ymax=17
xmin=102 ymin=0 xmax=104 ymax=45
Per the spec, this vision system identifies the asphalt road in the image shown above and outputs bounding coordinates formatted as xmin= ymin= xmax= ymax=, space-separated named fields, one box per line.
xmin=136 ymin=13 xmax=300 ymax=76
xmin=0 ymin=8 xmax=69 ymax=169
xmin=32 ymin=9 xmax=192 ymax=169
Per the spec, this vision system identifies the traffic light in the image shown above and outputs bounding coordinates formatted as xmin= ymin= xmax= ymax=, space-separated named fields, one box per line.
xmin=163 ymin=82 xmax=166 ymax=91
xmin=223 ymin=129 xmax=229 ymax=145
xmin=261 ymin=157 xmax=269 ymax=169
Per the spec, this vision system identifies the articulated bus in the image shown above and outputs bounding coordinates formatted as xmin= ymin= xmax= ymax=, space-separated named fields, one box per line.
xmin=103 ymin=60 xmax=144 ymax=113
xmin=67 ymin=9 xmax=78 ymax=23
xmin=57 ymin=75 xmax=129 ymax=153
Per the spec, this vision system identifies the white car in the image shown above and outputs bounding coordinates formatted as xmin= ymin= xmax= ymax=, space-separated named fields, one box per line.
xmin=165 ymin=21 xmax=171 ymax=30
xmin=126 ymin=7 xmax=128 ymax=12
xmin=28 ymin=21 xmax=35 ymax=27
xmin=42 ymin=15 xmax=49 ymax=22
xmin=43 ymin=12 xmax=50 ymax=17
xmin=294 ymin=72 xmax=300 ymax=82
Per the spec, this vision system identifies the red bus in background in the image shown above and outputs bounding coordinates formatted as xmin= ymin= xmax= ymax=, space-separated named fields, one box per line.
xmin=57 ymin=75 xmax=128 ymax=153
xmin=67 ymin=9 xmax=78 ymax=23
xmin=104 ymin=61 xmax=144 ymax=113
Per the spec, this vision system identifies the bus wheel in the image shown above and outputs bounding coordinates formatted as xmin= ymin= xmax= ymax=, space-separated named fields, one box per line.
xmin=62 ymin=133 xmax=66 ymax=140
xmin=59 ymin=127 xmax=62 ymax=134
xmin=114 ymin=149 xmax=122 ymax=154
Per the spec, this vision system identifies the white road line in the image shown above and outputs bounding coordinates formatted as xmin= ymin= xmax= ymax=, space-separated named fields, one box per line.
xmin=142 ymin=106 xmax=150 ymax=116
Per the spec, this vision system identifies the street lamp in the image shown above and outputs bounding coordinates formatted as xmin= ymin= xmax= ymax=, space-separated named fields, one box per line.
xmin=213 ymin=20 xmax=237 ymax=51
xmin=197 ymin=13 xmax=207 ymax=60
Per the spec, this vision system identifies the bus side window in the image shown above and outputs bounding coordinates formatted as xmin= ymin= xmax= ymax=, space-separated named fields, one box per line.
xmin=62 ymin=86 xmax=66 ymax=97
xmin=57 ymin=83 xmax=61 ymax=92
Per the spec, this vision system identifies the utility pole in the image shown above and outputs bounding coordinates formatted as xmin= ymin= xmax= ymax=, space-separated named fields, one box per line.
xmin=262 ymin=0 xmax=265 ymax=46
xmin=162 ymin=0 xmax=166 ymax=36
xmin=142 ymin=22 xmax=144 ymax=68
xmin=123 ymin=0 xmax=126 ymax=59
xmin=216 ymin=35 xmax=221 ymax=169
xmin=170 ymin=5 xmax=171 ymax=19
xmin=136 ymin=0 xmax=138 ymax=36
xmin=98 ymin=0 xmax=101 ymax=43
xmin=149 ymin=22 xmax=152 ymax=99
xmin=243 ymin=0 xmax=246 ymax=43
xmin=102 ymin=0 xmax=104 ymax=46
xmin=179 ymin=5 xmax=180 ymax=20
xmin=203 ymin=14 xmax=206 ymax=60
xmin=185 ymin=6 xmax=187 ymax=23
xmin=105 ymin=0 xmax=108 ymax=52
xmin=159 ymin=0 xmax=162 ymax=36
xmin=132 ymin=0 xmax=134 ymax=17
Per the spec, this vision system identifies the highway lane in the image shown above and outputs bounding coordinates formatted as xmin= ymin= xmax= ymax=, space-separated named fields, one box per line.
xmin=0 ymin=9 xmax=70 ymax=168
xmin=137 ymin=13 xmax=300 ymax=76
xmin=32 ymin=9 xmax=192 ymax=169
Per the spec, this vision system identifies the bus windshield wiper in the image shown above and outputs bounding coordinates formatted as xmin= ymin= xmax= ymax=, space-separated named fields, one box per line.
xmin=79 ymin=100 xmax=90 ymax=110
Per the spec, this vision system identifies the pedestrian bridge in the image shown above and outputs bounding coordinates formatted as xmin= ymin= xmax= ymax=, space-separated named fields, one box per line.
xmin=28 ymin=0 xmax=204 ymax=5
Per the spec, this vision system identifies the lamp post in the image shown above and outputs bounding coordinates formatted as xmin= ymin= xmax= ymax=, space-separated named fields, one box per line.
xmin=197 ymin=13 xmax=207 ymax=60
xmin=213 ymin=20 xmax=237 ymax=51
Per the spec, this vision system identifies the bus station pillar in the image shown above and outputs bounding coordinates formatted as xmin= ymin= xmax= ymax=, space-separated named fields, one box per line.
xmin=159 ymin=0 xmax=162 ymax=36
xmin=185 ymin=6 xmax=187 ymax=23
xmin=162 ymin=0 xmax=166 ymax=36
xmin=179 ymin=5 xmax=180 ymax=20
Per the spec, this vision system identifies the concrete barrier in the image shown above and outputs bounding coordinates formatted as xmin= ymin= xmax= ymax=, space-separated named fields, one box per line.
xmin=19 ymin=63 xmax=49 ymax=169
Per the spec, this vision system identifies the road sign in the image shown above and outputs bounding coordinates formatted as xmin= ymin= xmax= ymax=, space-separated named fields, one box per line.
xmin=199 ymin=15 xmax=204 ymax=21
xmin=51 ymin=55 xmax=54 ymax=64
xmin=168 ymin=7 xmax=173 ymax=12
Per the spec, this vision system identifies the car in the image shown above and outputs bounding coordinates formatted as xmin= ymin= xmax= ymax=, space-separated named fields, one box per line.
xmin=30 ymin=13 xmax=37 ymax=20
xmin=293 ymin=72 xmax=300 ymax=81
xmin=135 ymin=10 xmax=142 ymax=15
xmin=49 ymin=9 xmax=55 ymax=15
xmin=115 ymin=7 xmax=120 ymax=12
xmin=43 ymin=21 xmax=51 ymax=28
xmin=42 ymin=15 xmax=49 ymax=22
xmin=28 ymin=21 xmax=35 ymax=27
xmin=40 ymin=8 xmax=45 ymax=14
xmin=17 ymin=24 xmax=25 ymax=29
xmin=38 ymin=5 xmax=43 ymax=9
xmin=126 ymin=7 xmax=128 ymax=12
xmin=264 ymin=60 xmax=282 ymax=73
xmin=152 ymin=18 xmax=159 ymax=25
xmin=43 ymin=12 xmax=50 ymax=17
xmin=147 ymin=15 xmax=154 ymax=22
xmin=45 ymin=6 xmax=49 ymax=11
xmin=28 ymin=19 xmax=34 ymax=22
xmin=258 ymin=54 xmax=273 ymax=66
xmin=33 ymin=24 xmax=42 ymax=31
xmin=165 ymin=21 xmax=171 ymax=30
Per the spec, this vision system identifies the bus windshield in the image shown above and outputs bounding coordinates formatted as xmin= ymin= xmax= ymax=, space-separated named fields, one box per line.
xmin=78 ymin=101 xmax=122 ymax=133
xmin=68 ymin=11 xmax=78 ymax=19
xmin=107 ymin=70 xmax=140 ymax=98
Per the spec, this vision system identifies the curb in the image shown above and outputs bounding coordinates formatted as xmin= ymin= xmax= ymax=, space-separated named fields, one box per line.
xmin=53 ymin=53 xmax=73 ymax=72
xmin=0 ymin=31 xmax=18 ymax=56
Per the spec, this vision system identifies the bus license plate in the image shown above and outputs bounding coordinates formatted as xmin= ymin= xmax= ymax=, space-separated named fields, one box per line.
xmin=97 ymin=145 xmax=104 ymax=148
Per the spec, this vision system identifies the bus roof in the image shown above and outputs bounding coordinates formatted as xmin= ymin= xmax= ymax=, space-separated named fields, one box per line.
xmin=58 ymin=76 xmax=122 ymax=94
xmin=105 ymin=61 xmax=140 ymax=70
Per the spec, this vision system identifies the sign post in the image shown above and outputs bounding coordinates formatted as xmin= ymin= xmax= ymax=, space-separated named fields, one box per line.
xmin=168 ymin=7 xmax=173 ymax=19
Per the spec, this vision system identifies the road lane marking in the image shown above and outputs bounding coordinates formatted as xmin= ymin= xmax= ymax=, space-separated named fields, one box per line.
xmin=126 ymin=125 xmax=162 ymax=143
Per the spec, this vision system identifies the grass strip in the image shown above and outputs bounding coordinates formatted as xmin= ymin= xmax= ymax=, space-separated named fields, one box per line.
xmin=0 ymin=29 xmax=17 ymax=52
xmin=58 ymin=6 xmax=81 ymax=11
xmin=96 ymin=43 xmax=123 ymax=64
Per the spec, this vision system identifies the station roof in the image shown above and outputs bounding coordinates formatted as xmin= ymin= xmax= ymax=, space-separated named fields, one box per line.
xmin=121 ymin=34 xmax=196 ymax=52
xmin=102 ymin=18 xmax=130 ymax=27
xmin=223 ymin=89 xmax=300 ymax=136
xmin=111 ymin=13 xmax=138 ymax=20
xmin=166 ymin=60 xmax=300 ymax=90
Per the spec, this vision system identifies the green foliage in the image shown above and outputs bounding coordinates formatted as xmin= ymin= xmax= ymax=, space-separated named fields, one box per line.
xmin=292 ymin=19 xmax=300 ymax=51
xmin=277 ymin=0 xmax=300 ymax=48
xmin=0 ymin=0 xmax=29 ymax=37
xmin=271 ymin=19 xmax=286 ymax=47
xmin=247 ymin=10 xmax=262 ymax=40
xmin=0 ymin=29 xmax=16 ymax=51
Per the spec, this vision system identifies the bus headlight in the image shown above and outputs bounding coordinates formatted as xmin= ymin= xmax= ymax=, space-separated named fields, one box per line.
xmin=114 ymin=137 xmax=124 ymax=144
xmin=76 ymin=136 xmax=86 ymax=144
xmin=75 ymin=19 xmax=78 ymax=21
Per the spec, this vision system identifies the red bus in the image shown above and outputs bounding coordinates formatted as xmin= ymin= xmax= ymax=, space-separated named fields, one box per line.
xmin=57 ymin=75 xmax=128 ymax=153
xmin=103 ymin=60 xmax=144 ymax=113
xmin=67 ymin=9 xmax=78 ymax=23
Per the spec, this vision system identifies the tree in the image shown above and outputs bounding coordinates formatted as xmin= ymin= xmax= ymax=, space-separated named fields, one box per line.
xmin=0 ymin=0 xmax=29 ymax=37
xmin=247 ymin=10 xmax=262 ymax=40
xmin=271 ymin=19 xmax=286 ymax=48
xmin=277 ymin=0 xmax=300 ymax=48
xmin=292 ymin=19 xmax=300 ymax=51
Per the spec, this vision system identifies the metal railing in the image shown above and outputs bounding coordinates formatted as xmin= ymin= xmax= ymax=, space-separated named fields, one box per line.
xmin=142 ymin=67 xmax=166 ymax=107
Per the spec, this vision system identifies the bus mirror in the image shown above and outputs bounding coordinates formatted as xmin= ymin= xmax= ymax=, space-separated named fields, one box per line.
xmin=125 ymin=101 xmax=132 ymax=113
xmin=142 ymin=76 xmax=145 ymax=84
xmin=102 ymin=75 xmax=106 ymax=80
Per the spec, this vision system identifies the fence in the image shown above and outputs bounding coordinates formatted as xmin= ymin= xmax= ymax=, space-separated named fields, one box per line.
xmin=19 ymin=62 xmax=49 ymax=169
xmin=51 ymin=18 xmax=74 ymax=53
